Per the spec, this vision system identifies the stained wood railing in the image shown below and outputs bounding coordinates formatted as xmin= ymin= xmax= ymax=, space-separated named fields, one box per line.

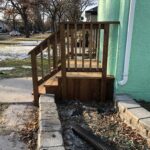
xmin=29 ymin=21 xmax=119 ymax=105
xmin=60 ymin=22 xmax=119 ymax=102
xmin=28 ymin=31 xmax=61 ymax=105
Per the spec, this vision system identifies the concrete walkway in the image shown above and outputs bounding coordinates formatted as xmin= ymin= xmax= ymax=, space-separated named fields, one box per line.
xmin=0 ymin=77 xmax=37 ymax=150
xmin=0 ymin=77 xmax=33 ymax=103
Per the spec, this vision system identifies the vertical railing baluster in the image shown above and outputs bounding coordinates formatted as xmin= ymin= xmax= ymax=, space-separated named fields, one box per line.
xmin=89 ymin=23 xmax=93 ymax=69
xmin=47 ymin=39 xmax=51 ymax=73
xmin=40 ymin=45 xmax=44 ymax=78
xmin=101 ymin=24 xmax=110 ymax=102
xmin=82 ymin=23 xmax=85 ymax=70
xmin=67 ymin=23 xmax=70 ymax=69
xmin=75 ymin=24 xmax=77 ymax=69
xmin=31 ymin=51 xmax=39 ymax=106
xmin=60 ymin=23 xmax=67 ymax=100
xmin=53 ymin=31 xmax=57 ymax=69
xmin=71 ymin=29 xmax=74 ymax=59
xmin=94 ymin=29 xmax=96 ymax=56
xmin=97 ymin=24 xmax=101 ymax=69
xmin=79 ymin=34 xmax=82 ymax=54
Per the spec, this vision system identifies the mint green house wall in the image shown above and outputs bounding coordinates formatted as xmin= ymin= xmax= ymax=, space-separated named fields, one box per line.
xmin=98 ymin=0 xmax=150 ymax=101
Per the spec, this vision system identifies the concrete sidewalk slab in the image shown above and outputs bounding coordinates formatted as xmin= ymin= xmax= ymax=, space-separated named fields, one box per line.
xmin=0 ymin=77 xmax=33 ymax=103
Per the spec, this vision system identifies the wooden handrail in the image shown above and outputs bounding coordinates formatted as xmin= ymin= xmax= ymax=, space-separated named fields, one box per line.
xmin=62 ymin=21 xmax=120 ymax=30
xmin=29 ymin=30 xmax=61 ymax=105
xmin=28 ymin=31 xmax=60 ymax=55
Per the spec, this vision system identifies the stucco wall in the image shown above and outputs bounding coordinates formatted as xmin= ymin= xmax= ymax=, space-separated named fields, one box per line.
xmin=98 ymin=0 xmax=120 ymax=76
xmin=98 ymin=0 xmax=130 ymax=75
xmin=98 ymin=0 xmax=150 ymax=101
xmin=117 ymin=0 xmax=150 ymax=101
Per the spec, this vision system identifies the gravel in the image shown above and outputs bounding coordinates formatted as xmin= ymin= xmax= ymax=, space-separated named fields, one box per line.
xmin=58 ymin=100 xmax=149 ymax=150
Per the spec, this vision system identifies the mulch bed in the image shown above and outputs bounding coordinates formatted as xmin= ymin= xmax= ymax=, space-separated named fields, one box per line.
xmin=58 ymin=100 xmax=149 ymax=150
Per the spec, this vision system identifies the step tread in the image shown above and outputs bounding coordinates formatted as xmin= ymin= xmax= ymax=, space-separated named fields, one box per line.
xmin=56 ymin=72 xmax=114 ymax=79
xmin=44 ymin=78 xmax=58 ymax=87
xmin=39 ymin=85 xmax=46 ymax=94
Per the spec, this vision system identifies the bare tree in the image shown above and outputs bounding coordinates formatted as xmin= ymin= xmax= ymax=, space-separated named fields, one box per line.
xmin=4 ymin=7 xmax=18 ymax=30
xmin=64 ymin=0 xmax=95 ymax=22
xmin=40 ymin=0 xmax=65 ymax=31
xmin=8 ymin=0 xmax=33 ymax=37
xmin=31 ymin=1 xmax=44 ymax=33
xmin=0 ymin=0 xmax=43 ymax=37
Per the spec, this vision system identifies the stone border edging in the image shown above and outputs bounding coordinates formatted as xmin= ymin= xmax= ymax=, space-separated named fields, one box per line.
xmin=38 ymin=94 xmax=65 ymax=150
xmin=115 ymin=94 xmax=150 ymax=147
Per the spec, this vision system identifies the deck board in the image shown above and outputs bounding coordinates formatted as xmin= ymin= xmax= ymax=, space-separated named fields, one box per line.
xmin=67 ymin=59 xmax=101 ymax=69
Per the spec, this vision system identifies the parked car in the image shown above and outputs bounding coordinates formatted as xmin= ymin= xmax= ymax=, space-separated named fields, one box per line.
xmin=9 ymin=30 xmax=21 ymax=36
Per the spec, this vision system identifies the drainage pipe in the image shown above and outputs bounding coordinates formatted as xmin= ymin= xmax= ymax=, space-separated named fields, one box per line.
xmin=118 ymin=0 xmax=136 ymax=86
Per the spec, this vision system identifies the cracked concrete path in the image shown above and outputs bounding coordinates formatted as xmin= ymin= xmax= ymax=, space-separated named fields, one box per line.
xmin=0 ymin=77 xmax=37 ymax=150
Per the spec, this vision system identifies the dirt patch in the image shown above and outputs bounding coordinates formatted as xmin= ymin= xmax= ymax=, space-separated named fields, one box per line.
xmin=58 ymin=100 xmax=149 ymax=150
xmin=0 ymin=104 xmax=38 ymax=150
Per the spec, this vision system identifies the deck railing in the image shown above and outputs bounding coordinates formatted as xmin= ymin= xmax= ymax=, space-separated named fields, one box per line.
xmin=29 ymin=21 xmax=119 ymax=105
xmin=60 ymin=22 xmax=119 ymax=102
xmin=28 ymin=31 xmax=61 ymax=105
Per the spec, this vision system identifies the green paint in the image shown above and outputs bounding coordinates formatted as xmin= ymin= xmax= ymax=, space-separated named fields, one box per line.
xmin=98 ymin=0 xmax=150 ymax=101
xmin=98 ymin=0 xmax=130 ymax=76
xmin=98 ymin=0 xmax=120 ymax=75
xmin=117 ymin=0 xmax=150 ymax=101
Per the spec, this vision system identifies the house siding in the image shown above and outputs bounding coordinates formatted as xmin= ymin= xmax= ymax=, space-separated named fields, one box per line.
xmin=99 ymin=0 xmax=150 ymax=101
xmin=117 ymin=0 xmax=150 ymax=101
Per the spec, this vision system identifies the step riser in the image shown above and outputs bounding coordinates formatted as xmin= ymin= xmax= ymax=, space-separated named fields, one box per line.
xmin=45 ymin=86 xmax=58 ymax=95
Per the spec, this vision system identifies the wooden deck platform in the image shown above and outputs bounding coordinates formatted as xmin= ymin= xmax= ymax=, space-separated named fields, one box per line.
xmin=29 ymin=22 xmax=119 ymax=104
xmin=39 ymin=71 xmax=114 ymax=102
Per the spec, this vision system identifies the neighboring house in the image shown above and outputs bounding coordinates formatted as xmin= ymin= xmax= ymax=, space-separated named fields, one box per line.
xmin=85 ymin=6 xmax=98 ymax=22
xmin=98 ymin=0 xmax=150 ymax=101
xmin=0 ymin=20 xmax=10 ymax=32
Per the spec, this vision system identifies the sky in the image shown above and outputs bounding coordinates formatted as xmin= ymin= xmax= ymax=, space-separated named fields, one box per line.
xmin=82 ymin=0 xmax=98 ymax=21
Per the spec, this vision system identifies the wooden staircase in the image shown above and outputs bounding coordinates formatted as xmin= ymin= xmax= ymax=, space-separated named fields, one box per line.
xmin=28 ymin=22 xmax=119 ymax=105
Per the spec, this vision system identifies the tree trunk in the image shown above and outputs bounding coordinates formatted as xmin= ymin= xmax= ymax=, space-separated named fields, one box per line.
xmin=23 ymin=15 xmax=30 ymax=38
xmin=51 ymin=15 xmax=57 ymax=32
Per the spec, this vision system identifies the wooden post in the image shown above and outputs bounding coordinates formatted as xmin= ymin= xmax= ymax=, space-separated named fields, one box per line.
xmin=67 ymin=24 xmax=70 ymax=69
xmin=60 ymin=23 xmax=67 ymax=100
xmin=52 ymin=33 xmax=57 ymax=68
xmin=97 ymin=24 xmax=101 ymax=69
xmin=40 ymin=45 xmax=44 ymax=78
xmin=31 ymin=52 xmax=39 ymax=106
xmin=101 ymin=24 xmax=110 ymax=102
xmin=71 ymin=29 xmax=74 ymax=59
xmin=82 ymin=24 xmax=85 ymax=69
xmin=47 ymin=39 xmax=51 ymax=72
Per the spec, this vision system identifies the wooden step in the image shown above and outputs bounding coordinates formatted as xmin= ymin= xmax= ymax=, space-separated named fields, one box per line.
xmin=44 ymin=77 xmax=58 ymax=94
xmin=56 ymin=73 xmax=114 ymax=102
xmin=38 ymin=76 xmax=58 ymax=95
xmin=38 ymin=71 xmax=114 ymax=102
xmin=38 ymin=85 xmax=46 ymax=95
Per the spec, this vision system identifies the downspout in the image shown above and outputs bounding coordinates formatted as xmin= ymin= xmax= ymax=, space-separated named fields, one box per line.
xmin=118 ymin=0 xmax=136 ymax=85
